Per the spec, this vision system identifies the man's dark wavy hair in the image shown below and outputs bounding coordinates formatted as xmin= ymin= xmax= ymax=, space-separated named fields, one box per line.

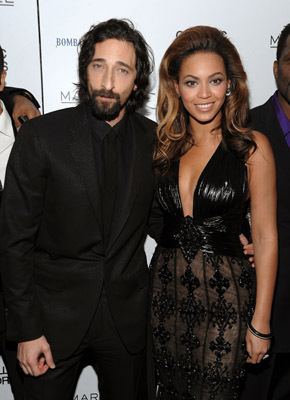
xmin=77 ymin=18 xmax=154 ymax=114
xmin=277 ymin=23 xmax=290 ymax=63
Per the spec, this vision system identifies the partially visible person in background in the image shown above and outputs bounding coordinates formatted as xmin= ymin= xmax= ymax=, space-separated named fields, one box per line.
xmin=241 ymin=22 xmax=290 ymax=400
xmin=0 ymin=44 xmax=40 ymax=400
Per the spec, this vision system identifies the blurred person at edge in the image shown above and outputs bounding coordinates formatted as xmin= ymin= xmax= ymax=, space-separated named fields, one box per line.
xmin=0 ymin=48 xmax=40 ymax=133
xmin=241 ymin=22 xmax=290 ymax=400
xmin=0 ymin=44 xmax=40 ymax=400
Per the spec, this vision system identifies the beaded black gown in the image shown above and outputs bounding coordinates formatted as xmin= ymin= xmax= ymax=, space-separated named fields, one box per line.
xmin=150 ymin=140 xmax=256 ymax=399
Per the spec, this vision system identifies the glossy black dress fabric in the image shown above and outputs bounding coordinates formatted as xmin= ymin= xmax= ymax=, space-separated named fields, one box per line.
xmin=150 ymin=141 xmax=256 ymax=399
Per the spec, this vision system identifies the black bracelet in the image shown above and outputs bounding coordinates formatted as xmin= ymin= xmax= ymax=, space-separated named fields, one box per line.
xmin=247 ymin=321 xmax=272 ymax=340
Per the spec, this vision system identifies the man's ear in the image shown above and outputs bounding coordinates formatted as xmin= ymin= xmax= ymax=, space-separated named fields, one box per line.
xmin=0 ymin=70 xmax=7 ymax=91
xmin=273 ymin=60 xmax=278 ymax=80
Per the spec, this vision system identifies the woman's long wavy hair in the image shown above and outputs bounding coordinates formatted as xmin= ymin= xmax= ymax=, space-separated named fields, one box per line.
xmin=154 ymin=26 xmax=256 ymax=175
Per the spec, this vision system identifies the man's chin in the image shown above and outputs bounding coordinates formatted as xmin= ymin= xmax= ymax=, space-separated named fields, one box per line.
xmin=280 ymin=91 xmax=290 ymax=107
xmin=91 ymin=105 xmax=121 ymax=121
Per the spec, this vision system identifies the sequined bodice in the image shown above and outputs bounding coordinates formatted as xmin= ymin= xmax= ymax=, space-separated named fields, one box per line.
xmin=156 ymin=141 xmax=249 ymax=261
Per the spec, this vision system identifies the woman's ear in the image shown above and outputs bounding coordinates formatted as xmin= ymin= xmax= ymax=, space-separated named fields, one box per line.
xmin=174 ymin=80 xmax=180 ymax=96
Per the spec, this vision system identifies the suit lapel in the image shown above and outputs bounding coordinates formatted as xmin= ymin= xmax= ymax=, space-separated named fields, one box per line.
xmin=68 ymin=104 xmax=103 ymax=234
xmin=263 ymin=99 xmax=289 ymax=160
xmin=108 ymin=114 xmax=151 ymax=251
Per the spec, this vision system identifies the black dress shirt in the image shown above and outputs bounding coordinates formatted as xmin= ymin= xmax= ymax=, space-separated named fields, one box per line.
xmin=87 ymin=106 xmax=133 ymax=239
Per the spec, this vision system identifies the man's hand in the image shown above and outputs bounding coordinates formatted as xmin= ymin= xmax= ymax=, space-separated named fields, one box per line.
xmin=13 ymin=95 xmax=41 ymax=130
xmin=239 ymin=233 xmax=255 ymax=266
xmin=18 ymin=335 xmax=56 ymax=377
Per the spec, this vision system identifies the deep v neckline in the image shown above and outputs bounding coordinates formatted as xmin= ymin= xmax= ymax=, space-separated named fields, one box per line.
xmin=177 ymin=141 xmax=222 ymax=218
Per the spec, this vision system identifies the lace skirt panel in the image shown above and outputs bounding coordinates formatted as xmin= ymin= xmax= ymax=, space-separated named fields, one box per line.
xmin=150 ymin=248 xmax=255 ymax=400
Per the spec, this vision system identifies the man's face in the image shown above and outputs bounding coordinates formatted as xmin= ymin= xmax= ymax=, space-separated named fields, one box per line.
xmin=274 ymin=35 xmax=290 ymax=114
xmin=87 ymin=38 xmax=137 ymax=126
xmin=0 ymin=70 xmax=6 ymax=92
xmin=0 ymin=70 xmax=6 ymax=114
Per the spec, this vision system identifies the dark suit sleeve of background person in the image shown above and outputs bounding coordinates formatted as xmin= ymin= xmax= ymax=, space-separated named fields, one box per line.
xmin=0 ymin=86 xmax=40 ymax=116
xmin=241 ymin=99 xmax=290 ymax=400
xmin=0 ymin=119 xmax=46 ymax=343
xmin=250 ymin=99 xmax=290 ymax=350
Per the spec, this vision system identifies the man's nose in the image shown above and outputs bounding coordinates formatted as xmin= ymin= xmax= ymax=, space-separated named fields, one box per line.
xmin=101 ymin=69 xmax=115 ymax=91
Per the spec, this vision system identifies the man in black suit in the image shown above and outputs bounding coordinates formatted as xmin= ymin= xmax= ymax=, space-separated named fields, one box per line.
xmin=0 ymin=19 xmax=156 ymax=400
xmin=241 ymin=23 xmax=290 ymax=400
xmin=0 ymin=45 xmax=40 ymax=400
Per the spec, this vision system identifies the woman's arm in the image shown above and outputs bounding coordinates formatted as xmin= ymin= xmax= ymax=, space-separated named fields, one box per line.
xmin=0 ymin=87 xmax=40 ymax=129
xmin=246 ymin=130 xmax=278 ymax=364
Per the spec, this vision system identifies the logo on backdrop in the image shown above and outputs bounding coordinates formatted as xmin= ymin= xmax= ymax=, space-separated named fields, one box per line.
xmin=61 ymin=89 xmax=79 ymax=104
xmin=0 ymin=364 xmax=10 ymax=385
xmin=56 ymin=38 xmax=79 ymax=48
xmin=73 ymin=394 xmax=98 ymax=400
xmin=270 ymin=34 xmax=280 ymax=48
xmin=0 ymin=0 xmax=14 ymax=6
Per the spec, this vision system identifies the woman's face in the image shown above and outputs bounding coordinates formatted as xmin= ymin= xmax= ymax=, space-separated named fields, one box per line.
xmin=175 ymin=51 xmax=230 ymax=126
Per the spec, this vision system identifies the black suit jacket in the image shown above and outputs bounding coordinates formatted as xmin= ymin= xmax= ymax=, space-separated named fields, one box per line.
xmin=0 ymin=103 xmax=157 ymax=360
xmin=0 ymin=89 xmax=16 ymax=336
xmin=250 ymin=97 xmax=290 ymax=352
xmin=0 ymin=87 xmax=40 ymax=335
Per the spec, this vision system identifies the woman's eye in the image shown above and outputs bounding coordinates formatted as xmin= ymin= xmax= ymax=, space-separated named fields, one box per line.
xmin=211 ymin=78 xmax=222 ymax=85
xmin=185 ymin=80 xmax=197 ymax=87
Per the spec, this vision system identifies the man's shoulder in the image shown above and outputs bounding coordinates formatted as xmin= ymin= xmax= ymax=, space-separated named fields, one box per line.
xmin=129 ymin=112 xmax=157 ymax=144
xmin=21 ymin=105 xmax=84 ymax=141
xmin=130 ymin=111 xmax=157 ymax=129
xmin=250 ymin=97 xmax=276 ymax=133
xmin=32 ymin=106 xmax=80 ymax=127
xmin=16 ymin=105 xmax=84 ymax=146
xmin=250 ymin=97 xmax=273 ymax=120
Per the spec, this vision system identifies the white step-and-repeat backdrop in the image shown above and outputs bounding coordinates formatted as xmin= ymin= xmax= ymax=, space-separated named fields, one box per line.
xmin=0 ymin=0 xmax=289 ymax=398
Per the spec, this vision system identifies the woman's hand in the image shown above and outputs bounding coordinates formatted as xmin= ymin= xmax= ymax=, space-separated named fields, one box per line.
xmin=245 ymin=323 xmax=271 ymax=364
xmin=13 ymin=95 xmax=40 ymax=130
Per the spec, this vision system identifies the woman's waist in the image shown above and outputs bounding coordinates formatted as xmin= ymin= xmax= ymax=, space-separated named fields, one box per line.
xmin=159 ymin=213 xmax=244 ymax=257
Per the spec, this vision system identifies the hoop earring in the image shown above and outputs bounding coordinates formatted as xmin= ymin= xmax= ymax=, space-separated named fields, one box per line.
xmin=226 ymin=88 xmax=231 ymax=97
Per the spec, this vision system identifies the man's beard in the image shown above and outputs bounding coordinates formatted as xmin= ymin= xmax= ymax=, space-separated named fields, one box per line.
xmin=89 ymin=89 xmax=125 ymax=121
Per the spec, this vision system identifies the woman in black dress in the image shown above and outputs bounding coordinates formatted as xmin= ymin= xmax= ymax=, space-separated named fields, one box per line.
xmin=149 ymin=26 xmax=277 ymax=399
